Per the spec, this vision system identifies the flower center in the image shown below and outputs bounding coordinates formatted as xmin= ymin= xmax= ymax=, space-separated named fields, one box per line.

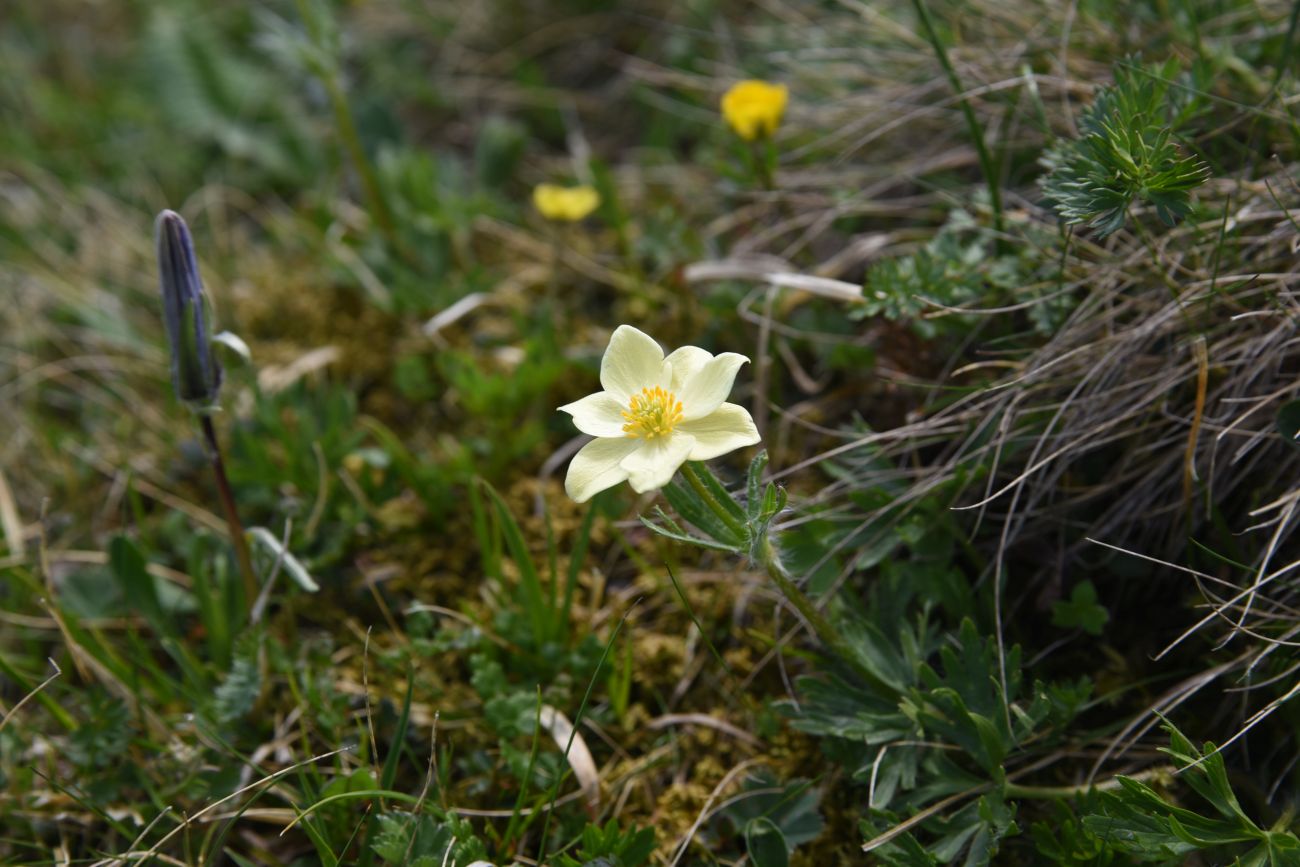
xmin=621 ymin=386 xmax=683 ymax=439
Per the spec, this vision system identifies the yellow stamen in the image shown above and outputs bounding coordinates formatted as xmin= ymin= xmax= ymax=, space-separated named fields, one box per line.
xmin=621 ymin=386 xmax=684 ymax=439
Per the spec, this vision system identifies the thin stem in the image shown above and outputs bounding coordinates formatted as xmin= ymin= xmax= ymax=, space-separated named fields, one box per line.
xmin=200 ymin=415 xmax=258 ymax=611
xmin=753 ymin=286 xmax=776 ymax=441
xmin=678 ymin=462 xmax=878 ymax=684
xmin=323 ymin=74 xmax=396 ymax=242
xmin=756 ymin=538 xmax=833 ymax=647
xmin=546 ymin=231 xmax=562 ymax=327
xmin=756 ymin=536 xmax=879 ymax=687
xmin=676 ymin=465 xmax=878 ymax=686
xmin=747 ymin=137 xmax=775 ymax=192
xmin=535 ymin=603 xmax=638 ymax=863
xmin=680 ymin=463 xmax=746 ymax=539
xmin=1005 ymin=764 xmax=1173 ymax=800
xmin=909 ymin=0 xmax=1005 ymax=239
xmin=293 ymin=0 xmax=396 ymax=244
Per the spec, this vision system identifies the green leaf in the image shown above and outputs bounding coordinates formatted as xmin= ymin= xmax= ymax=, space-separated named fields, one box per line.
xmin=481 ymin=480 xmax=553 ymax=644
xmin=661 ymin=463 xmax=748 ymax=550
xmin=553 ymin=816 xmax=655 ymax=866
xmin=863 ymin=820 xmax=940 ymax=866
xmin=965 ymin=795 xmax=1019 ymax=867
xmin=474 ymin=115 xmax=526 ymax=188
xmin=562 ymin=491 xmax=602 ymax=632
xmin=1078 ymin=723 xmax=1300 ymax=864
xmin=213 ymin=630 xmax=262 ymax=723
xmin=1040 ymin=59 xmax=1209 ymax=237
xmin=1050 ymin=581 xmax=1109 ymax=635
xmin=919 ymin=619 xmax=1016 ymax=727
xmin=913 ymin=795 xmax=1018 ymax=867
xmin=379 ymin=671 xmax=414 ymax=793
xmin=1166 ymin=813 xmax=1258 ymax=848
xmin=67 ymin=690 xmax=132 ymax=770
xmin=693 ymin=462 xmax=748 ymax=526
xmin=370 ymin=811 xmax=487 ymax=866
xmin=660 ymin=478 xmax=742 ymax=547
xmin=371 ymin=813 xmax=418 ymax=863
xmin=722 ymin=772 xmax=824 ymax=850
xmin=1159 ymin=722 xmax=1254 ymax=828
xmin=109 ymin=535 xmax=167 ymax=634
xmin=1029 ymin=803 xmax=1110 ymax=864
xmin=639 ymin=514 xmax=743 ymax=553
xmin=783 ymin=674 xmax=913 ymax=743
xmin=745 ymin=817 xmax=790 ymax=867
xmin=912 ymin=687 xmax=1006 ymax=773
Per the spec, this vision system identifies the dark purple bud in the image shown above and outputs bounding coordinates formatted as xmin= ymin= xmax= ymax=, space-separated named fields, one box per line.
xmin=156 ymin=210 xmax=222 ymax=408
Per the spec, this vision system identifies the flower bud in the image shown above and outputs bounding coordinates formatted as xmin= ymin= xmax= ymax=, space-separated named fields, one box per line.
xmin=156 ymin=210 xmax=222 ymax=408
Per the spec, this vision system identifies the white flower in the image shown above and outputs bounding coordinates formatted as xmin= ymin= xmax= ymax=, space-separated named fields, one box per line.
xmin=559 ymin=325 xmax=761 ymax=502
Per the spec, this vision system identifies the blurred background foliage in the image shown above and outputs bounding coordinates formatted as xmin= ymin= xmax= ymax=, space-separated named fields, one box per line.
xmin=2 ymin=0 xmax=1300 ymax=864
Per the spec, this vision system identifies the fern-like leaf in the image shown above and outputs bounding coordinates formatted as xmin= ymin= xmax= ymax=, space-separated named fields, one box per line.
xmin=1040 ymin=59 xmax=1209 ymax=237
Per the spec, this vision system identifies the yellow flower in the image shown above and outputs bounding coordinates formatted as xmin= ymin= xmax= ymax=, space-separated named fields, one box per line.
xmin=720 ymin=79 xmax=788 ymax=141
xmin=533 ymin=184 xmax=600 ymax=222
xmin=559 ymin=325 xmax=761 ymax=502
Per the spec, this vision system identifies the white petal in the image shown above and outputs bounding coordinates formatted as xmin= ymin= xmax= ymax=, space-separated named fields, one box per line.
xmin=665 ymin=345 xmax=712 ymax=393
xmin=600 ymin=325 xmax=669 ymax=400
xmin=559 ymin=391 xmax=627 ymax=438
xmin=678 ymin=403 xmax=761 ymax=461
xmin=677 ymin=352 xmax=749 ymax=420
xmin=565 ymin=437 xmax=639 ymax=503
xmin=619 ymin=434 xmax=696 ymax=493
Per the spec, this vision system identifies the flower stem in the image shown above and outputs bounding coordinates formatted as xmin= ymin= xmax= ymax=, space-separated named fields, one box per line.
xmin=756 ymin=535 xmax=876 ymax=683
xmin=680 ymin=463 xmax=746 ymax=540
xmin=1004 ymin=765 xmax=1173 ymax=800
xmin=200 ymin=414 xmax=258 ymax=612
xmin=748 ymin=137 xmax=775 ymax=192
xmin=678 ymin=463 xmax=876 ymax=683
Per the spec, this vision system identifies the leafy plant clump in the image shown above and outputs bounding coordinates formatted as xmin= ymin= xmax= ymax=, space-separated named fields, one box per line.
xmin=1041 ymin=59 xmax=1210 ymax=236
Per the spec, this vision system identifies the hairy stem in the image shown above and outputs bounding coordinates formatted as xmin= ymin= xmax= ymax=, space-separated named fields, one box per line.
xmin=679 ymin=462 xmax=879 ymax=684
xmin=201 ymin=415 xmax=258 ymax=611
xmin=756 ymin=536 xmax=880 ymax=686
xmin=680 ymin=462 xmax=746 ymax=539
xmin=1005 ymin=765 xmax=1173 ymax=800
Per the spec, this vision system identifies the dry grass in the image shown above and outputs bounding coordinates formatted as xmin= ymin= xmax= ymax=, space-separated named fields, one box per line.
xmin=3 ymin=0 xmax=1300 ymax=862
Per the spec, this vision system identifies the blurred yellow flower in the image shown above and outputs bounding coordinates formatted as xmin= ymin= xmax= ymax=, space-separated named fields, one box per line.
xmin=533 ymin=184 xmax=600 ymax=222
xmin=721 ymin=79 xmax=788 ymax=141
